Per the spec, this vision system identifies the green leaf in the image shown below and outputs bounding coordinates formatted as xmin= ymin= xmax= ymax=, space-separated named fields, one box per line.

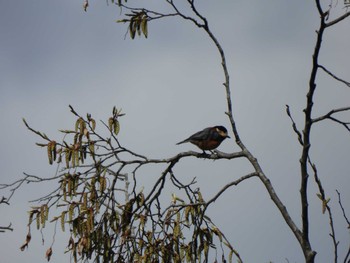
xmin=141 ymin=17 xmax=148 ymax=38
xmin=113 ymin=120 xmax=120 ymax=135
xmin=129 ymin=21 xmax=136 ymax=39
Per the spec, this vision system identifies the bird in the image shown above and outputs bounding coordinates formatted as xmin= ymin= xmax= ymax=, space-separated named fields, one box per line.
xmin=176 ymin=126 xmax=230 ymax=153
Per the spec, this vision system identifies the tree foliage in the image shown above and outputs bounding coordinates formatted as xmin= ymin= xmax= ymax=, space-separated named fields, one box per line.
xmin=18 ymin=106 xmax=242 ymax=263
xmin=1 ymin=0 xmax=350 ymax=263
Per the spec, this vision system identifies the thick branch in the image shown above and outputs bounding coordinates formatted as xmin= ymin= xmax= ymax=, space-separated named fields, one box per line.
xmin=297 ymin=2 xmax=327 ymax=261
xmin=198 ymin=7 xmax=310 ymax=262
xmin=194 ymin=4 xmax=311 ymax=261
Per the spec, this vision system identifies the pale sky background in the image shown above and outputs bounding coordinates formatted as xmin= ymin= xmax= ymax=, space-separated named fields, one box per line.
xmin=1 ymin=0 xmax=350 ymax=262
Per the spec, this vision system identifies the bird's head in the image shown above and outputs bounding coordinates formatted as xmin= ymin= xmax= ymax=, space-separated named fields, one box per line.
xmin=214 ymin=126 xmax=230 ymax=139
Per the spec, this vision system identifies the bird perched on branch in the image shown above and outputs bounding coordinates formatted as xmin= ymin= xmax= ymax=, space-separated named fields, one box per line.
xmin=176 ymin=126 xmax=230 ymax=153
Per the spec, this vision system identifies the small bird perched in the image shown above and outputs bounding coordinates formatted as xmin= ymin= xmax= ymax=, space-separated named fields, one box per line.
xmin=176 ymin=126 xmax=230 ymax=153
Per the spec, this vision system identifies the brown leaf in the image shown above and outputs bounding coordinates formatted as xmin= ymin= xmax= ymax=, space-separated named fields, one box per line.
xmin=19 ymin=232 xmax=31 ymax=251
xmin=19 ymin=243 xmax=27 ymax=251
xmin=68 ymin=236 xmax=75 ymax=250
xmin=26 ymin=232 xmax=32 ymax=243
xmin=77 ymin=237 xmax=87 ymax=255
xmin=45 ymin=247 xmax=53 ymax=261
xmin=83 ymin=0 xmax=88 ymax=12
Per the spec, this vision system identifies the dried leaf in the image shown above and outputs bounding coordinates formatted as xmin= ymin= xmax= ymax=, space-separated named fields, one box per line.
xmin=77 ymin=237 xmax=87 ymax=255
xmin=89 ymin=118 xmax=96 ymax=130
xmin=19 ymin=243 xmax=27 ymax=251
xmin=113 ymin=120 xmax=120 ymax=135
xmin=47 ymin=144 xmax=53 ymax=165
xmin=83 ymin=127 xmax=89 ymax=137
xmin=68 ymin=236 xmax=75 ymax=250
xmin=141 ymin=16 xmax=148 ymax=38
xmin=99 ymin=176 xmax=106 ymax=192
xmin=36 ymin=143 xmax=48 ymax=147
xmin=136 ymin=19 xmax=141 ymax=36
xmin=19 ymin=232 xmax=31 ymax=251
xmin=108 ymin=117 xmax=114 ymax=131
xmin=36 ymin=213 xmax=40 ymax=230
xmin=228 ymin=249 xmax=233 ymax=263
xmin=83 ymin=0 xmax=88 ymax=12
xmin=212 ymin=226 xmax=223 ymax=242
xmin=61 ymin=211 xmax=66 ymax=232
xmin=322 ymin=198 xmax=331 ymax=214
xmin=129 ymin=21 xmax=136 ymax=39
xmin=45 ymin=247 xmax=53 ymax=261
xmin=88 ymin=141 xmax=95 ymax=155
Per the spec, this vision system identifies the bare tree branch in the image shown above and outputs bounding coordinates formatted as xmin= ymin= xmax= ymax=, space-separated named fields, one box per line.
xmin=2 ymin=1 xmax=349 ymax=262
xmin=0 ymin=196 xmax=10 ymax=206
xmin=336 ymin=190 xmax=350 ymax=263
xmin=286 ymin=105 xmax=304 ymax=145
xmin=325 ymin=10 xmax=350 ymax=27
xmin=205 ymin=172 xmax=258 ymax=207
xmin=0 ymin=224 xmax=13 ymax=233
xmin=165 ymin=0 xmax=206 ymax=28
xmin=193 ymin=8 xmax=312 ymax=260
xmin=327 ymin=116 xmax=350 ymax=132
xmin=0 ymin=197 xmax=13 ymax=233
xmin=309 ymin=159 xmax=338 ymax=263
xmin=297 ymin=1 xmax=328 ymax=260
xmin=313 ymin=107 xmax=350 ymax=122
xmin=312 ymin=107 xmax=350 ymax=132
xmin=336 ymin=190 xmax=350 ymax=227
xmin=319 ymin=65 xmax=350 ymax=88
xmin=344 ymin=248 xmax=350 ymax=263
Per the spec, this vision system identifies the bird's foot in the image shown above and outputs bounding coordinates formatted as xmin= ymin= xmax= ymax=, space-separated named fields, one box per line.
xmin=200 ymin=151 xmax=210 ymax=158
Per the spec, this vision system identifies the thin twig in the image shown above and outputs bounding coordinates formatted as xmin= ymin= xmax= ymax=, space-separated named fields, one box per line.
xmin=336 ymin=190 xmax=350 ymax=227
xmin=286 ymin=105 xmax=304 ymax=145
xmin=319 ymin=65 xmax=350 ymax=88
xmin=325 ymin=10 xmax=350 ymax=27
xmin=205 ymin=172 xmax=258 ymax=207
xmin=309 ymin=159 xmax=338 ymax=263
xmin=312 ymin=107 xmax=350 ymax=132
xmin=0 ymin=224 xmax=13 ymax=233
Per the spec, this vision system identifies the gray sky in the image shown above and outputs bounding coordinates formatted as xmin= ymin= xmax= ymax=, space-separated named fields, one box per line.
xmin=1 ymin=0 xmax=350 ymax=262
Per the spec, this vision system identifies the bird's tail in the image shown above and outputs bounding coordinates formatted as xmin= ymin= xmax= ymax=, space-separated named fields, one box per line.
xmin=176 ymin=139 xmax=188 ymax=145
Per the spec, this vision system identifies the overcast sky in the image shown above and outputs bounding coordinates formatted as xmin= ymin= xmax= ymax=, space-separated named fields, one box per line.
xmin=1 ymin=0 xmax=350 ymax=262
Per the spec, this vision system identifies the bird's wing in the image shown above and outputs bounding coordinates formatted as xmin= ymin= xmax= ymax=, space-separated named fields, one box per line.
xmin=176 ymin=127 xmax=212 ymax=144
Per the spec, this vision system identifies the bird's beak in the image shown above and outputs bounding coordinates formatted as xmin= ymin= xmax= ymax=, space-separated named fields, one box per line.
xmin=226 ymin=135 xmax=231 ymax=138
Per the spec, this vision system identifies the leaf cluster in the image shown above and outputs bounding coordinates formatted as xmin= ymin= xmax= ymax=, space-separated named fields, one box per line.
xmin=118 ymin=11 xmax=148 ymax=39
xmin=20 ymin=107 xmax=240 ymax=263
